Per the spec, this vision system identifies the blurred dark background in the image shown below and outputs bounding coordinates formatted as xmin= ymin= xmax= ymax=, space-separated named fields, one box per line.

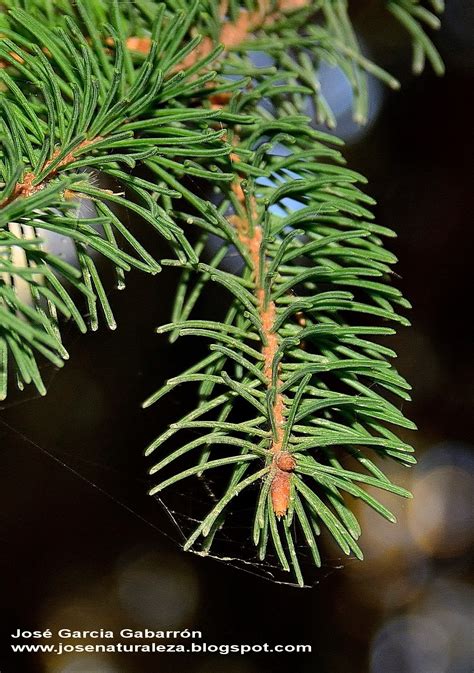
xmin=1 ymin=2 xmax=473 ymax=672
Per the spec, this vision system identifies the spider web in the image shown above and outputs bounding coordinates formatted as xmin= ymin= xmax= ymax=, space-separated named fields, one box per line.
xmin=152 ymin=472 xmax=351 ymax=587
xmin=0 ymin=395 xmax=351 ymax=590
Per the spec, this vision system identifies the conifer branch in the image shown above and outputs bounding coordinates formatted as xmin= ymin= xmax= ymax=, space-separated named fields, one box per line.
xmin=0 ymin=0 xmax=444 ymax=583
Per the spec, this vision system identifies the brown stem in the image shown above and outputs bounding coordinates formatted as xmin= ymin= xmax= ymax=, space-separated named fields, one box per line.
xmin=0 ymin=137 xmax=102 ymax=208
xmin=181 ymin=0 xmax=309 ymax=67
xmin=122 ymin=0 xmax=310 ymax=70
xmin=201 ymin=1 xmax=310 ymax=502
xmin=229 ymin=177 xmax=295 ymax=517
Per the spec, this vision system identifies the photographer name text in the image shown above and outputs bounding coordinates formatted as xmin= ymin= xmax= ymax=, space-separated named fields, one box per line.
xmin=11 ymin=628 xmax=202 ymax=640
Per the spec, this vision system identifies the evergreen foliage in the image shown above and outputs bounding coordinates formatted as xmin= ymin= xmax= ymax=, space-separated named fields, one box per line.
xmin=0 ymin=0 xmax=443 ymax=584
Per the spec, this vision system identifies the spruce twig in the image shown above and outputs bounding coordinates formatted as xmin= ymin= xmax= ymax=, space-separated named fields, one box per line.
xmin=0 ymin=0 xmax=444 ymax=583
